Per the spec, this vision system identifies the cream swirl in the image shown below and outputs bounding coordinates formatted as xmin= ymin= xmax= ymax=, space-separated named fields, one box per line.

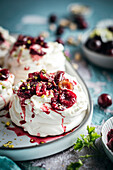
xmin=0 ymin=27 xmax=15 ymax=65
xmin=9 ymin=71 xmax=87 ymax=137
xmin=6 ymin=36 xmax=65 ymax=84
xmin=0 ymin=68 xmax=14 ymax=111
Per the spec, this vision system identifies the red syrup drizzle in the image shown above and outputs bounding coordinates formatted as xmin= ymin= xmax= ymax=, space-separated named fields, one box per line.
xmin=73 ymin=81 xmax=77 ymax=85
xmin=21 ymin=105 xmax=26 ymax=120
xmin=5 ymin=112 xmax=10 ymax=118
xmin=61 ymin=118 xmax=66 ymax=133
xmin=40 ymin=104 xmax=50 ymax=114
xmin=7 ymin=124 xmax=79 ymax=145
xmin=50 ymin=107 xmax=65 ymax=118
xmin=30 ymin=101 xmax=35 ymax=118
xmin=0 ymin=95 xmax=6 ymax=106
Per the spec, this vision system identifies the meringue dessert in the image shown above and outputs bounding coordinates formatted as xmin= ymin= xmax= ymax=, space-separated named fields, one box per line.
xmin=9 ymin=69 xmax=88 ymax=137
xmin=0 ymin=68 xmax=14 ymax=110
xmin=6 ymin=35 xmax=66 ymax=84
xmin=0 ymin=26 xmax=15 ymax=65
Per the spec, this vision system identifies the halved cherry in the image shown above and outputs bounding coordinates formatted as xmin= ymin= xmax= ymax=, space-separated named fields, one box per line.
xmin=54 ymin=71 xmax=65 ymax=84
xmin=51 ymin=96 xmax=65 ymax=111
xmin=36 ymin=82 xmax=46 ymax=96
xmin=39 ymin=70 xmax=51 ymax=81
xmin=59 ymin=89 xmax=77 ymax=108
xmin=58 ymin=79 xmax=73 ymax=90
xmin=0 ymin=69 xmax=9 ymax=80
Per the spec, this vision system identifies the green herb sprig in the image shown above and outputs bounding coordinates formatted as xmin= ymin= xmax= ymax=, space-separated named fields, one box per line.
xmin=67 ymin=126 xmax=101 ymax=170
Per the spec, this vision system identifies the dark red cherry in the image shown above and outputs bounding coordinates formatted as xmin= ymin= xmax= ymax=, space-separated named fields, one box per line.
xmin=36 ymin=82 xmax=46 ymax=96
xmin=107 ymin=129 xmax=113 ymax=141
xmin=0 ymin=32 xmax=5 ymax=45
xmin=54 ymin=71 xmax=65 ymax=84
xmin=108 ymin=26 xmax=113 ymax=32
xmin=107 ymin=137 xmax=113 ymax=152
xmin=106 ymin=49 xmax=113 ymax=56
xmin=0 ymin=69 xmax=9 ymax=80
xmin=78 ymin=21 xmax=88 ymax=29
xmin=98 ymin=93 xmax=112 ymax=108
xmin=88 ymin=39 xmax=102 ymax=51
xmin=55 ymin=38 xmax=64 ymax=45
xmin=74 ymin=15 xmax=88 ymax=29
xmin=49 ymin=14 xmax=57 ymax=23
xmin=59 ymin=89 xmax=77 ymax=108
xmin=56 ymin=26 xmax=64 ymax=36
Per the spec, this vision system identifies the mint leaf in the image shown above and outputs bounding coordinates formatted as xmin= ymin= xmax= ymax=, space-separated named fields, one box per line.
xmin=74 ymin=138 xmax=83 ymax=151
xmin=67 ymin=159 xmax=83 ymax=170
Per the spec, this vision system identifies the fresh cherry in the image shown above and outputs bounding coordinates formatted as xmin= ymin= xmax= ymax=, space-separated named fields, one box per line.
xmin=106 ymin=49 xmax=113 ymax=56
xmin=56 ymin=26 xmax=64 ymax=36
xmin=0 ymin=69 xmax=9 ymax=80
xmin=108 ymin=26 xmax=113 ymax=32
xmin=107 ymin=129 xmax=113 ymax=142
xmin=88 ymin=39 xmax=102 ymax=51
xmin=49 ymin=14 xmax=57 ymax=23
xmin=98 ymin=93 xmax=112 ymax=108
xmin=107 ymin=137 xmax=113 ymax=152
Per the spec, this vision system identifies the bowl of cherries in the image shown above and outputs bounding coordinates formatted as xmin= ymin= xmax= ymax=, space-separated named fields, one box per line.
xmin=102 ymin=116 xmax=113 ymax=163
xmin=82 ymin=26 xmax=113 ymax=69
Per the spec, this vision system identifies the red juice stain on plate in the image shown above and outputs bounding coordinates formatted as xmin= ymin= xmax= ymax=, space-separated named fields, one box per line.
xmin=7 ymin=124 xmax=79 ymax=144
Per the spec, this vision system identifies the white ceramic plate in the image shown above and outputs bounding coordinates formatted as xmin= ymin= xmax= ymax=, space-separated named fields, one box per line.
xmin=0 ymin=60 xmax=93 ymax=161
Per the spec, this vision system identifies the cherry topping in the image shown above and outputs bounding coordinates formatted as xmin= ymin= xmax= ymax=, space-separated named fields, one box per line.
xmin=49 ymin=14 xmax=57 ymax=23
xmin=0 ymin=32 xmax=5 ymax=45
xmin=0 ymin=69 xmax=9 ymax=80
xmin=36 ymin=36 xmax=48 ymax=48
xmin=36 ymin=82 xmax=46 ymax=96
xmin=30 ymin=44 xmax=46 ymax=56
xmin=59 ymin=89 xmax=77 ymax=108
xmin=98 ymin=93 xmax=112 ymax=108
xmin=55 ymin=38 xmax=64 ymax=45
xmin=54 ymin=71 xmax=65 ymax=84
xmin=58 ymin=79 xmax=73 ymax=90
xmin=17 ymin=70 xmax=77 ymax=112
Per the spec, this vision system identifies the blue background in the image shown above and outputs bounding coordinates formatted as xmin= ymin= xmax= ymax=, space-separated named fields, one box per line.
xmin=0 ymin=0 xmax=113 ymax=125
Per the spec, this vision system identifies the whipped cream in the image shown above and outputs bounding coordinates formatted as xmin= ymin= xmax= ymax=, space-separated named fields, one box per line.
xmin=6 ymin=36 xmax=66 ymax=84
xmin=0 ymin=69 xmax=14 ymax=111
xmin=9 ymin=71 xmax=87 ymax=137
xmin=0 ymin=27 xmax=15 ymax=65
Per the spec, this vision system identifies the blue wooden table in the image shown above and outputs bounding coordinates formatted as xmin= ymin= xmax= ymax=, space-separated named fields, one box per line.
xmin=0 ymin=0 xmax=113 ymax=169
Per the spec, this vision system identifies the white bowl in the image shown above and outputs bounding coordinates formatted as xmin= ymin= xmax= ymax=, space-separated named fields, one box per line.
xmin=82 ymin=30 xmax=113 ymax=69
xmin=101 ymin=117 xmax=113 ymax=163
